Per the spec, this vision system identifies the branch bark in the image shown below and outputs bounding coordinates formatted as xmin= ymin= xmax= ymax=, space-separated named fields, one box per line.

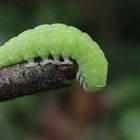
xmin=0 ymin=63 xmax=77 ymax=102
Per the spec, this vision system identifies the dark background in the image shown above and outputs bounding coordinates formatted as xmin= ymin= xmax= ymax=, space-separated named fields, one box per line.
xmin=0 ymin=0 xmax=140 ymax=140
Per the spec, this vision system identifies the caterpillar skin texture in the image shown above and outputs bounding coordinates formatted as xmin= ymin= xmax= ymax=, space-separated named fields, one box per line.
xmin=0 ymin=23 xmax=108 ymax=92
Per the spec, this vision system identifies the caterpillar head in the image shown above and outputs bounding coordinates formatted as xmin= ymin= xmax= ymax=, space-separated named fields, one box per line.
xmin=76 ymin=44 xmax=108 ymax=92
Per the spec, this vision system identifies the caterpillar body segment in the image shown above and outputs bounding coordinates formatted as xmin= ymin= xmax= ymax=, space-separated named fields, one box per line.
xmin=0 ymin=23 xmax=108 ymax=92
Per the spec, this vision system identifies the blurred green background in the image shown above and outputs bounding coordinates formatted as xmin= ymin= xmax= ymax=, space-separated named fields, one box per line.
xmin=0 ymin=0 xmax=140 ymax=140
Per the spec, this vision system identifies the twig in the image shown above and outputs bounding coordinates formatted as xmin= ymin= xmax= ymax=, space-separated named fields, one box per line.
xmin=0 ymin=63 xmax=77 ymax=102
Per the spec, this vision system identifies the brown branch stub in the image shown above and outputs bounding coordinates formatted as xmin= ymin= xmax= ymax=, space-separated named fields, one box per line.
xmin=0 ymin=63 xmax=77 ymax=102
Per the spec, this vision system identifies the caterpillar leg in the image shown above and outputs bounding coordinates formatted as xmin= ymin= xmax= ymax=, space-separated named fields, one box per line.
xmin=76 ymin=71 xmax=81 ymax=81
xmin=79 ymin=75 xmax=88 ymax=92
xmin=61 ymin=57 xmax=73 ymax=65
xmin=76 ymin=69 xmax=83 ymax=81
xmin=40 ymin=58 xmax=51 ymax=65
xmin=51 ymin=56 xmax=60 ymax=65
xmin=77 ymin=72 xmax=88 ymax=92
xmin=79 ymin=76 xmax=83 ymax=86
xmin=83 ymin=83 xmax=88 ymax=92
xmin=25 ymin=60 xmax=38 ymax=67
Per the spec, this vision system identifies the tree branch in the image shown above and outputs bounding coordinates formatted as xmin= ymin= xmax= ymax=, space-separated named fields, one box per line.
xmin=0 ymin=63 xmax=77 ymax=102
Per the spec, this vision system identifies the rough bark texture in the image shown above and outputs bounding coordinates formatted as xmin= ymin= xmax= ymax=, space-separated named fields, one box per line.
xmin=0 ymin=63 xmax=77 ymax=102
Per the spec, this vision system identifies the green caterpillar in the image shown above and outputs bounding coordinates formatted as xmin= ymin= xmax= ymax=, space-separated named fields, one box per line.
xmin=0 ymin=23 xmax=108 ymax=91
